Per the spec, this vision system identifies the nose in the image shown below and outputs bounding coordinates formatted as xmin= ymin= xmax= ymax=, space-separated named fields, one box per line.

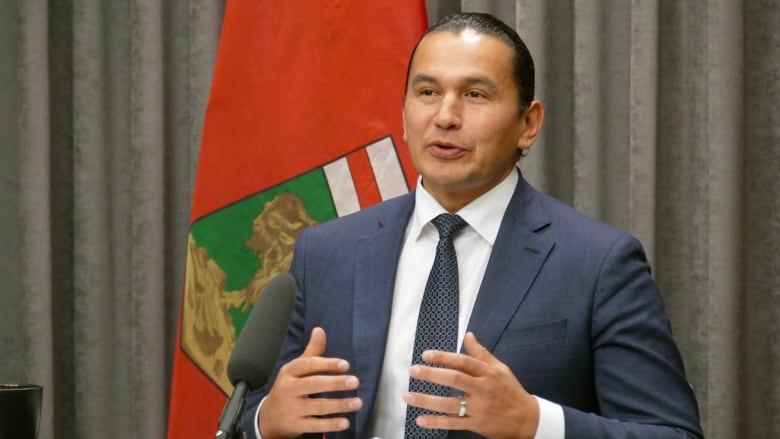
xmin=433 ymin=95 xmax=462 ymax=130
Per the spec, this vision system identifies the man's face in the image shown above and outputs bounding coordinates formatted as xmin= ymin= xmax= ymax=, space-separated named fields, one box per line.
xmin=403 ymin=30 xmax=535 ymax=211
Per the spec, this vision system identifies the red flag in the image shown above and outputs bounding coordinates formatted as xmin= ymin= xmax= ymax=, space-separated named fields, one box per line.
xmin=167 ymin=2 xmax=427 ymax=437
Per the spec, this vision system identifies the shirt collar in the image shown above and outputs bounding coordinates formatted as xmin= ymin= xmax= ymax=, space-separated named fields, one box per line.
xmin=411 ymin=168 xmax=518 ymax=245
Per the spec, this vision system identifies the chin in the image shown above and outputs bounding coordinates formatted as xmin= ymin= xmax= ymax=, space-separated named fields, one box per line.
xmin=421 ymin=173 xmax=472 ymax=193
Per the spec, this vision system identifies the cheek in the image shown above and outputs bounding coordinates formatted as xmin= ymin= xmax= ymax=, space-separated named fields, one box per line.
xmin=482 ymin=118 xmax=523 ymax=148
xmin=403 ymin=115 xmax=427 ymax=143
xmin=472 ymin=131 xmax=522 ymax=163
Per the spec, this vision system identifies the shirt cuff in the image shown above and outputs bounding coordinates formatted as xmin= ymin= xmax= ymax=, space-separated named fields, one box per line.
xmin=533 ymin=395 xmax=565 ymax=439
xmin=254 ymin=396 xmax=267 ymax=439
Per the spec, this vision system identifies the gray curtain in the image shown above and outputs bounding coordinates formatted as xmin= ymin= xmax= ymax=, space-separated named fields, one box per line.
xmin=1 ymin=0 xmax=223 ymax=437
xmin=0 ymin=0 xmax=776 ymax=438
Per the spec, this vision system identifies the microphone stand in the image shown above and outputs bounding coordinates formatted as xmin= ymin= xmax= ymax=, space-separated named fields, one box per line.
xmin=215 ymin=381 xmax=249 ymax=439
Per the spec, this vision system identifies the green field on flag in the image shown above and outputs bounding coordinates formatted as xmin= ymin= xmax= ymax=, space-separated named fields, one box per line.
xmin=190 ymin=168 xmax=338 ymax=329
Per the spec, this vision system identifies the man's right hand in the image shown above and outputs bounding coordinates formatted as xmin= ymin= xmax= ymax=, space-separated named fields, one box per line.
xmin=258 ymin=327 xmax=363 ymax=439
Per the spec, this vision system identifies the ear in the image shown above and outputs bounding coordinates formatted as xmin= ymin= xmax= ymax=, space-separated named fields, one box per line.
xmin=516 ymin=100 xmax=544 ymax=152
xmin=402 ymin=108 xmax=408 ymax=142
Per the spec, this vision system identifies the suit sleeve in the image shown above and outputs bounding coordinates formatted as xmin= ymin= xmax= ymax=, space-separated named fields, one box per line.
xmin=561 ymin=234 xmax=702 ymax=438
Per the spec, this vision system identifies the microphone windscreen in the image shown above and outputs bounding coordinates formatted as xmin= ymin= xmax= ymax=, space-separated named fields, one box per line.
xmin=227 ymin=272 xmax=297 ymax=390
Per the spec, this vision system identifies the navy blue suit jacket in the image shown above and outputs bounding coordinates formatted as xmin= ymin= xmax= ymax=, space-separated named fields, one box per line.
xmin=242 ymin=174 xmax=702 ymax=438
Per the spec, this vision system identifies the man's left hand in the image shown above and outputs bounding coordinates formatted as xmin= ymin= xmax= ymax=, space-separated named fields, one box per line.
xmin=403 ymin=332 xmax=540 ymax=439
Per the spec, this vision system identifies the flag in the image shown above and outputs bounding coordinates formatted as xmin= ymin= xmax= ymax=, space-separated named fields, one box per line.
xmin=167 ymin=1 xmax=428 ymax=437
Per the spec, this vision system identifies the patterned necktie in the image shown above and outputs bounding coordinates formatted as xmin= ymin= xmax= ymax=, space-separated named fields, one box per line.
xmin=404 ymin=213 xmax=468 ymax=439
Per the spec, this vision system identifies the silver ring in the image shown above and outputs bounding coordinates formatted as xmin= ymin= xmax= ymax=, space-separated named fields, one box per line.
xmin=457 ymin=398 xmax=467 ymax=417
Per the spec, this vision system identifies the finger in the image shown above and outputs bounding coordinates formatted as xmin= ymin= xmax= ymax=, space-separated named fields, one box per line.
xmin=409 ymin=363 xmax=475 ymax=392
xmin=462 ymin=332 xmax=496 ymax=363
xmin=415 ymin=412 xmax=470 ymax=431
xmin=285 ymin=327 xmax=350 ymax=376
xmin=420 ymin=349 xmax=486 ymax=377
xmin=296 ymin=374 xmax=360 ymax=396
xmin=302 ymin=327 xmax=327 ymax=357
xmin=297 ymin=416 xmax=352 ymax=433
xmin=305 ymin=396 xmax=363 ymax=416
xmin=403 ymin=392 xmax=462 ymax=416
xmin=420 ymin=332 xmax=498 ymax=373
xmin=282 ymin=355 xmax=351 ymax=378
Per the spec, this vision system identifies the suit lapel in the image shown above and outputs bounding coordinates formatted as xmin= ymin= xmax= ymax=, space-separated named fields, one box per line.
xmin=464 ymin=177 xmax=555 ymax=353
xmin=352 ymin=195 xmax=414 ymax=437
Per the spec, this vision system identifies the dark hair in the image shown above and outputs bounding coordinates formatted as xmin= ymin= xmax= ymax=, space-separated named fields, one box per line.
xmin=404 ymin=12 xmax=535 ymax=111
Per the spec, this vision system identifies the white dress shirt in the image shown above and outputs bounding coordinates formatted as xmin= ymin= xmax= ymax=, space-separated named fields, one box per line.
xmin=366 ymin=169 xmax=564 ymax=438
xmin=256 ymin=169 xmax=563 ymax=438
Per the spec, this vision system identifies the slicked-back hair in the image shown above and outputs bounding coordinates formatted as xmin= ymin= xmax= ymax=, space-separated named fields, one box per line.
xmin=404 ymin=13 xmax=535 ymax=112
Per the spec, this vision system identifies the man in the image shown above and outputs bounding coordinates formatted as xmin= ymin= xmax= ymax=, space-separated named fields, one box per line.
xmin=241 ymin=13 xmax=702 ymax=438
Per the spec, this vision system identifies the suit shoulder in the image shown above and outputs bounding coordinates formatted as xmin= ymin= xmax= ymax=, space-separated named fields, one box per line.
xmin=534 ymin=191 xmax=640 ymax=249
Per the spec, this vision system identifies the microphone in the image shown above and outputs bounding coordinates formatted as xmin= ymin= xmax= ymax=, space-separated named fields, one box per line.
xmin=215 ymin=272 xmax=297 ymax=439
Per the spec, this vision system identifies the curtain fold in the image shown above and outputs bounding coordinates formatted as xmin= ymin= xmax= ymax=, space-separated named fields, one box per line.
xmin=16 ymin=0 xmax=56 ymax=436
xmin=743 ymin=2 xmax=780 ymax=436
xmin=48 ymin=1 xmax=76 ymax=435
xmin=626 ymin=0 xmax=659 ymax=260
xmin=0 ymin=0 xmax=777 ymax=437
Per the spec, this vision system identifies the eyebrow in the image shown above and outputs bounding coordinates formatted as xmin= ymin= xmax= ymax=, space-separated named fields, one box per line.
xmin=410 ymin=74 xmax=500 ymax=93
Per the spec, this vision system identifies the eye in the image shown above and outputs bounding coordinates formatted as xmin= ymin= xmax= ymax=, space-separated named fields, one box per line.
xmin=466 ymin=90 xmax=485 ymax=99
xmin=420 ymin=88 xmax=436 ymax=97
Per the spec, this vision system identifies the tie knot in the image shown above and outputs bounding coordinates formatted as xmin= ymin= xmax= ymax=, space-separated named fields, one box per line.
xmin=431 ymin=213 xmax=468 ymax=240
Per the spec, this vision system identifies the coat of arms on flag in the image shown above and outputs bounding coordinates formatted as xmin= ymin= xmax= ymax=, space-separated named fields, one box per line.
xmin=181 ymin=136 xmax=410 ymax=394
